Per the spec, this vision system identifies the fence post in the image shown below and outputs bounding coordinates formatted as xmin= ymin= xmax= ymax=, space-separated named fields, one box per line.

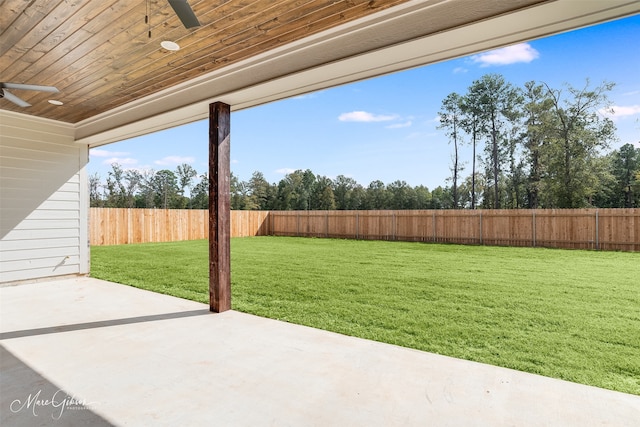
xmin=432 ymin=211 xmax=436 ymax=242
xmin=356 ymin=212 xmax=359 ymax=240
xmin=479 ymin=211 xmax=483 ymax=245
xmin=297 ymin=212 xmax=300 ymax=237
xmin=595 ymin=209 xmax=599 ymax=250
xmin=532 ymin=210 xmax=536 ymax=247
xmin=392 ymin=211 xmax=396 ymax=240
xmin=326 ymin=211 xmax=329 ymax=238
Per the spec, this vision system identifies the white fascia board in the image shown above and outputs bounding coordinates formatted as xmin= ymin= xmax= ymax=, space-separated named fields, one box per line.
xmin=0 ymin=109 xmax=75 ymax=137
xmin=75 ymin=0 xmax=640 ymax=147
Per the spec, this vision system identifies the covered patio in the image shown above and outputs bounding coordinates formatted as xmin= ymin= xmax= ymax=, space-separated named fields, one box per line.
xmin=2 ymin=1 xmax=640 ymax=424
xmin=2 ymin=277 xmax=639 ymax=426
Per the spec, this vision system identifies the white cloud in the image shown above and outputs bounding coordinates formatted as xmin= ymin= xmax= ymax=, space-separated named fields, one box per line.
xmin=103 ymin=157 xmax=138 ymax=166
xmin=599 ymin=104 xmax=640 ymax=119
xmin=154 ymin=156 xmax=195 ymax=166
xmin=471 ymin=43 xmax=540 ymax=67
xmin=275 ymin=168 xmax=296 ymax=175
xmin=90 ymin=148 xmax=130 ymax=158
xmin=386 ymin=121 xmax=412 ymax=129
xmin=338 ymin=111 xmax=398 ymax=122
xmin=453 ymin=67 xmax=468 ymax=74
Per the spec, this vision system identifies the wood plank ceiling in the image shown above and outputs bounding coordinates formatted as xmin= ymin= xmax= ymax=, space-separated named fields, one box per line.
xmin=0 ymin=0 xmax=570 ymax=126
xmin=1 ymin=0 xmax=414 ymax=123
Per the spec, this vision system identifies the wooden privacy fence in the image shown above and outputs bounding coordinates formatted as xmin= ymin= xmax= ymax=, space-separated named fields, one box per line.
xmin=269 ymin=209 xmax=639 ymax=251
xmin=90 ymin=208 xmax=269 ymax=246
xmin=90 ymin=208 xmax=640 ymax=251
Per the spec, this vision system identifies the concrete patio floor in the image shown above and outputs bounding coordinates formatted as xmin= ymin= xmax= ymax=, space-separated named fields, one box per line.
xmin=1 ymin=277 xmax=638 ymax=426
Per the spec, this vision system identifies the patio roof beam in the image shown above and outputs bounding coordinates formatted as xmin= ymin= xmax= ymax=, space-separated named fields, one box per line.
xmin=209 ymin=102 xmax=231 ymax=313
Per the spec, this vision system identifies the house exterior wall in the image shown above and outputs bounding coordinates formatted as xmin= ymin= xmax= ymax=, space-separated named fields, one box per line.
xmin=0 ymin=110 xmax=89 ymax=283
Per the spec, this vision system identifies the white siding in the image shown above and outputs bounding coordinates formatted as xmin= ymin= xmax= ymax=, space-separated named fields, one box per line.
xmin=0 ymin=110 xmax=89 ymax=283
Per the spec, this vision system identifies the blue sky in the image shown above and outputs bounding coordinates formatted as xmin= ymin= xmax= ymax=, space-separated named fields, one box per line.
xmin=89 ymin=15 xmax=640 ymax=190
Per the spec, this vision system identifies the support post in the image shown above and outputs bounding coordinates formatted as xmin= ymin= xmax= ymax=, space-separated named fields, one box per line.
xmin=209 ymin=102 xmax=231 ymax=313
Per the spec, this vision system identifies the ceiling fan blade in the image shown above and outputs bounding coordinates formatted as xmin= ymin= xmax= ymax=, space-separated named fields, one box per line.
xmin=168 ymin=0 xmax=200 ymax=28
xmin=1 ymin=89 xmax=32 ymax=107
xmin=1 ymin=82 xmax=59 ymax=93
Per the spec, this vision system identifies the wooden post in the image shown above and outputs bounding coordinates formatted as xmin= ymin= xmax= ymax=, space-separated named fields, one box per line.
xmin=479 ymin=210 xmax=483 ymax=245
xmin=532 ymin=210 xmax=536 ymax=247
xmin=209 ymin=102 xmax=231 ymax=313
xmin=595 ymin=209 xmax=599 ymax=251
xmin=326 ymin=211 xmax=329 ymax=238
xmin=432 ymin=211 xmax=436 ymax=242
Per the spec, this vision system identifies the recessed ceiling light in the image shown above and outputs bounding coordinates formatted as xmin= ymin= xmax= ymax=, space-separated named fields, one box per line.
xmin=48 ymin=100 xmax=63 ymax=106
xmin=161 ymin=41 xmax=180 ymax=51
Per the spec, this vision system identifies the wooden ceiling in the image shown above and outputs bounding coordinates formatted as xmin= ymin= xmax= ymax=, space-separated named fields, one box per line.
xmin=1 ymin=0 xmax=413 ymax=123
xmin=3 ymin=0 xmax=637 ymax=130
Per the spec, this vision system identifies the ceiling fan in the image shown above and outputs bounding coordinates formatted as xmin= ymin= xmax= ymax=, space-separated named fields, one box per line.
xmin=168 ymin=0 xmax=200 ymax=29
xmin=0 ymin=83 xmax=59 ymax=108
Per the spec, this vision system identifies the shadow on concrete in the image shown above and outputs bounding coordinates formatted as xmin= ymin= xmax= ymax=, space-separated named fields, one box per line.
xmin=0 ymin=309 xmax=210 ymax=340
xmin=1 ymin=344 xmax=114 ymax=426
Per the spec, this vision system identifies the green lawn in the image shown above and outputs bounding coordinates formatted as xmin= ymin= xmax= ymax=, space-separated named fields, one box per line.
xmin=91 ymin=237 xmax=640 ymax=395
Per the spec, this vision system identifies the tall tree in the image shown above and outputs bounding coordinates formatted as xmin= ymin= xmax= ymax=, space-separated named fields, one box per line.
xmin=467 ymin=74 xmax=522 ymax=209
xmin=153 ymin=169 xmax=180 ymax=209
xmin=247 ymin=171 xmax=272 ymax=210
xmin=505 ymin=125 xmax=526 ymax=208
xmin=430 ymin=186 xmax=452 ymax=209
xmin=521 ymin=81 xmax=555 ymax=208
xmin=414 ymin=185 xmax=432 ymax=209
xmin=349 ymin=185 xmax=366 ymax=210
xmin=364 ymin=180 xmax=389 ymax=209
xmin=123 ymin=169 xmax=142 ymax=208
xmin=105 ymin=163 xmax=139 ymax=208
xmin=611 ymin=143 xmax=640 ymax=207
xmin=301 ymin=169 xmax=317 ymax=210
xmin=460 ymin=90 xmax=486 ymax=209
xmin=176 ymin=163 xmax=197 ymax=204
xmin=230 ymin=172 xmax=253 ymax=210
xmin=137 ymin=169 xmax=157 ymax=208
xmin=89 ymin=172 xmax=103 ymax=207
xmin=439 ymin=92 xmax=465 ymax=208
xmin=274 ymin=170 xmax=313 ymax=210
xmin=333 ymin=175 xmax=358 ymax=210
xmin=105 ymin=163 xmax=126 ymax=207
xmin=275 ymin=178 xmax=293 ymax=210
xmin=312 ymin=175 xmax=337 ymax=210
xmin=544 ymin=80 xmax=617 ymax=207
xmin=190 ymin=173 xmax=209 ymax=209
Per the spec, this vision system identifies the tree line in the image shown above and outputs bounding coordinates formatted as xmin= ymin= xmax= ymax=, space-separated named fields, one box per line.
xmin=90 ymin=165 xmax=453 ymax=210
xmin=90 ymin=74 xmax=640 ymax=210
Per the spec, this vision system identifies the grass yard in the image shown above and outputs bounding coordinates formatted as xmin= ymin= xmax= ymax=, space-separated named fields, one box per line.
xmin=91 ymin=237 xmax=640 ymax=395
